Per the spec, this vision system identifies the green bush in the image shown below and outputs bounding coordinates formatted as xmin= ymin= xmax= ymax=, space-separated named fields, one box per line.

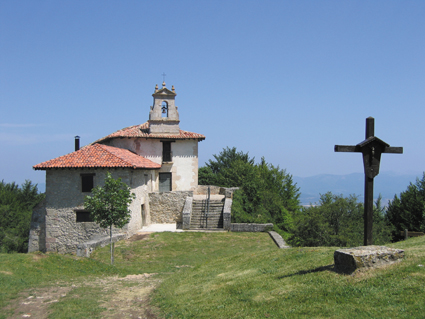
xmin=386 ymin=172 xmax=425 ymax=241
xmin=0 ymin=180 xmax=44 ymax=253
xmin=289 ymin=192 xmax=391 ymax=247
xmin=199 ymin=147 xmax=300 ymax=234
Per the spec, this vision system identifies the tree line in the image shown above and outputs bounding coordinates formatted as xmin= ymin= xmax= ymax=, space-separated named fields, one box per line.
xmin=200 ymin=147 xmax=425 ymax=247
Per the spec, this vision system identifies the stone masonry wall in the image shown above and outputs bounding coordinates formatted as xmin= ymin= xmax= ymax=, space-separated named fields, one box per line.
xmin=28 ymin=199 xmax=47 ymax=253
xmin=29 ymin=168 xmax=151 ymax=254
xmin=148 ymin=191 xmax=193 ymax=224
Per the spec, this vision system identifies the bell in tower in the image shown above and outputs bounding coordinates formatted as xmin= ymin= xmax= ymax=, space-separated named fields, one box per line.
xmin=148 ymin=82 xmax=180 ymax=134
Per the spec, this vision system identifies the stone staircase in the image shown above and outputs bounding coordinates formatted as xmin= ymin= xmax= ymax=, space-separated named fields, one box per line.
xmin=190 ymin=199 xmax=224 ymax=230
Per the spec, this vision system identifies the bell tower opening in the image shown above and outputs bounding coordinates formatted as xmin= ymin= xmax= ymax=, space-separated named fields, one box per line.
xmin=161 ymin=101 xmax=168 ymax=118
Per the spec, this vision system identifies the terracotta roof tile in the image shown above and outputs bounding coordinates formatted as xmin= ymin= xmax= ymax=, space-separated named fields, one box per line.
xmin=33 ymin=144 xmax=161 ymax=170
xmin=93 ymin=122 xmax=205 ymax=144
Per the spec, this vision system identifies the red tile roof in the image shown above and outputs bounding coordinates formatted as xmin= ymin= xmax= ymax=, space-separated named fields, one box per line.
xmin=93 ymin=122 xmax=205 ymax=144
xmin=33 ymin=144 xmax=161 ymax=170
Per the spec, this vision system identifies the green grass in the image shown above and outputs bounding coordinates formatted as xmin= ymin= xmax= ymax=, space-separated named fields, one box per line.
xmin=1 ymin=232 xmax=425 ymax=318
xmin=48 ymin=286 xmax=108 ymax=319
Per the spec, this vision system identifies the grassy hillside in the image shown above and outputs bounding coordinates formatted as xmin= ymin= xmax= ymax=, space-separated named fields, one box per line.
xmin=1 ymin=232 xmax=425 ymax=318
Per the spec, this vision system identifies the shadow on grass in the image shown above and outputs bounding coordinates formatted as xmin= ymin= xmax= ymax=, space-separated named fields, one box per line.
xmin=277 ymin=264 xmax=335 ymax=279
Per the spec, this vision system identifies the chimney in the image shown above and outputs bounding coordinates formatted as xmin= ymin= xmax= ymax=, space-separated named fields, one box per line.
xmin=75 ymin=136 xmax=80 ymax=151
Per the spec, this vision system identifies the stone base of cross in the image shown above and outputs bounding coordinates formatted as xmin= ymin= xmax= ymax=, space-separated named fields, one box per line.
xmin=335 ymin=117 xmax=403 ymax=245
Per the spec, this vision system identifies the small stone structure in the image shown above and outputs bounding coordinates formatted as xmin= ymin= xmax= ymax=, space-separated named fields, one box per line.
xmin=268 ymin=231 xmax=290 ymax=248
xmin=334 ymin=245 xmax=404 ymax=274
xmin=230 ymin=223 xmax=274 ymax=232
xmin=76 ymin=233 xmax=126 ymax=257
xmin=148 ymin=191 xmax=192 ymax=224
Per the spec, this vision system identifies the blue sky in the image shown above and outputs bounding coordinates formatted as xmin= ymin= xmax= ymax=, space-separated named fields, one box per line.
xmin=1 ymin=1 xmax=424 ymax=189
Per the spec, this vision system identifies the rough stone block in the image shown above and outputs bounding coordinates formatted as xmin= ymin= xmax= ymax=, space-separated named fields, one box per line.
xmin=334 ymin=245 xmax=404 ymax=274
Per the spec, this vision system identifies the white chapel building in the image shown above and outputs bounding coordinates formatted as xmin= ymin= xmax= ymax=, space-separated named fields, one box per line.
xmin=29 ymin=83 xmax=206 ymax=254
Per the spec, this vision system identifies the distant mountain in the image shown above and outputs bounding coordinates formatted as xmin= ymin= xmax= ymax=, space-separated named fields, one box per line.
xmin=36 ymin=174 xmax=422 ymax=206
xmin=293 ymin=172 xmax=422 ymax=206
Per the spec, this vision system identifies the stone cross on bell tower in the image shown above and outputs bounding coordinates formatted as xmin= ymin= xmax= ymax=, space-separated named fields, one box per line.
xmin=148 ymin=82 xmax=180 ymax=134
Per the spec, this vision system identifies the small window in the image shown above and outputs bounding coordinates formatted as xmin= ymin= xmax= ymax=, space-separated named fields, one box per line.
xmin=81 ymin=174 xmax=95 ymax=192
xmin=159 ymin=173 xmax=172 ymax=192
xmin=76 ymin=210 xmax=94 ymax=222
xmin=162 ymin=141 xmax=172 ymax=162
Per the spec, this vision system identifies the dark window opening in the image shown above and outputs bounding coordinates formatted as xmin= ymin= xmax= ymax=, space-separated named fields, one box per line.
xmin=162 ymin=141 xmax=172 ymax=162
xmin=159 ymin=173 xmax=172 ymax=192
xmin=161 ymin=101 xmax=168 ymax=118
xmin=76 ymin=210 xmax=94 ymax=222
xmin=81 ymin=174 xmax=95 ymax=192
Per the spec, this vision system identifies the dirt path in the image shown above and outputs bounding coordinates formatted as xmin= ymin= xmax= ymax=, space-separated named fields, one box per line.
xmin=5 ymin=273 xmax=161 ymax=319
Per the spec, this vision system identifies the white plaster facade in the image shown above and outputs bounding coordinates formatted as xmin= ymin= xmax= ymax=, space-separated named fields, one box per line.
xmin=104 ymin=138 xmax=199 ymax=191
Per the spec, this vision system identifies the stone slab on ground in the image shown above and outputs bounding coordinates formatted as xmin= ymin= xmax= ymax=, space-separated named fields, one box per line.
xmin=334 ymin=245 xmax=404 ymax=274
xmin=268 ymin=231 xmax=291 ymax=249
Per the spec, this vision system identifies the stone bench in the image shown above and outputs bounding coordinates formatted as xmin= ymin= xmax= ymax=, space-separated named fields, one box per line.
xmin=400 ymin=229 xmax=424 ymax=239
xmin=76 ymin=233 xmax=126 ymax=257
xmin=334 ymin=245 xmax=404 ymax=274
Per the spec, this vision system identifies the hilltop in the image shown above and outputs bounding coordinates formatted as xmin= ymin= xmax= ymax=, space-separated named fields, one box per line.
xmin=1 ymin=231 xmax=424 ymax=318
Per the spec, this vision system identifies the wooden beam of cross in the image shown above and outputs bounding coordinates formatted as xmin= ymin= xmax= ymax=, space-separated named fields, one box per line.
xmin=335 ymin=117 xmax=403 ymax=246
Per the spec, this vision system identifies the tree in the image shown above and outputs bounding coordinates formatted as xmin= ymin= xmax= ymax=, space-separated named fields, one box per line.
xmin=199 ymin=147 xmax=300 ymax=236
xmin=289 ymin=192 xmax=391 ymax=247
xmin=0 ymin=180 xmax=44 ymax=253
xmin=386 ymin=172 xmax=425 ymax=241
xmin=84 ymin=172 xmax=135 ymax=264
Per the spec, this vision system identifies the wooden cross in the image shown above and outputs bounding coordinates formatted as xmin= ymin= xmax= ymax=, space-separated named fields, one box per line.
xmin=335 ymin=117 xmax=403 ymax=245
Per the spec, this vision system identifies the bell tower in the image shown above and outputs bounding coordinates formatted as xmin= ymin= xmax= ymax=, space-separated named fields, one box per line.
xmin=148 ymin=82 xmax=180 ymax=134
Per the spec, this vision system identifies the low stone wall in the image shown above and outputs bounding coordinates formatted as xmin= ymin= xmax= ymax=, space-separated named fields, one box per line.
xmin=230 ymin=223 xmax=274 ymax=232
xmin=194 ymin=185 xmax=239 ymax=199
xmin=149 ymin=191 xmax=193 ymax=224
xmin=268 ymin=231 xmax=290 ymax=248
xmin=194 ymin=185 xmax=222 ymax=196
xmin=76 ymin=233 xmax=127 ymax=257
